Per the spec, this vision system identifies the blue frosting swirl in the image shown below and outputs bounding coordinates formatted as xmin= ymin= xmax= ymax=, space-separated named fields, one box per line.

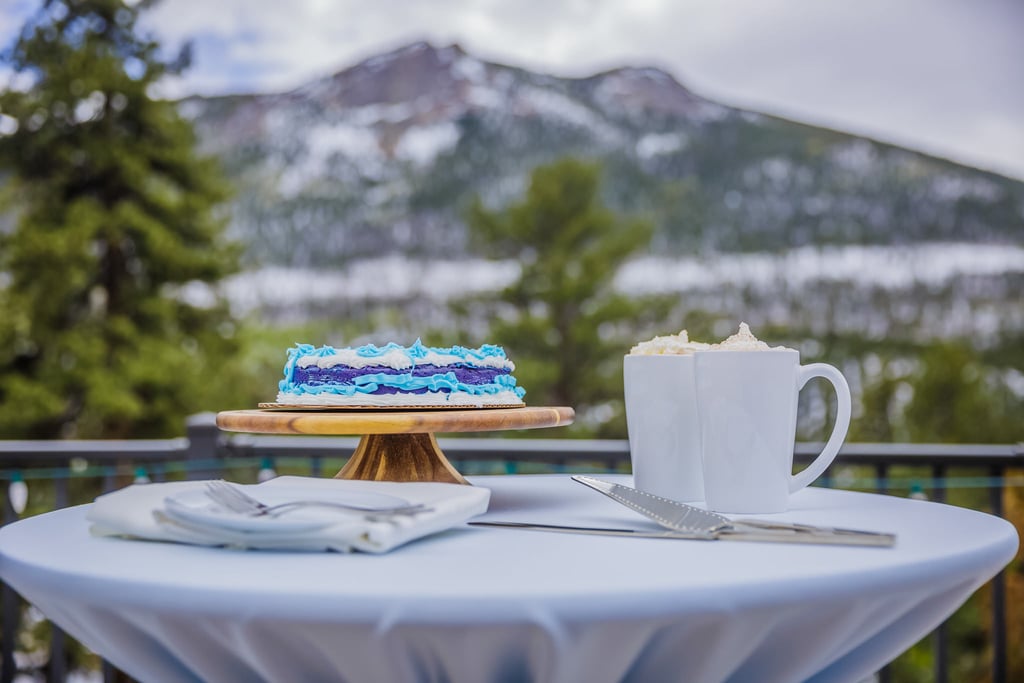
xmin=284 ymin=371 xmax=524 ymax=398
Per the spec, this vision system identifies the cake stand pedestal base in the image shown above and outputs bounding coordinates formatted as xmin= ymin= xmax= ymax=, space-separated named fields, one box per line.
xmin=336 ymin=433 xmax=467 ymax=485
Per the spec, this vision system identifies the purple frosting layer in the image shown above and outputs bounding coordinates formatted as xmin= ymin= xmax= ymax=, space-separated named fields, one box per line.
xmin=293 ymin=364 xmax=505 ymax=395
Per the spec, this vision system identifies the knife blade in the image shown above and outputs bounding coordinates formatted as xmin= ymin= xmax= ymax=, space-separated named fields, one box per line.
xmin=571 ymin=475 xmax=896 ymax=547
xmin=572 ymin=475 xmax=730 ymax=532
xmin=470 ymin=521 xmax=710 ymax=539
xmin=468 ymin=521 xmax=895 ymax=546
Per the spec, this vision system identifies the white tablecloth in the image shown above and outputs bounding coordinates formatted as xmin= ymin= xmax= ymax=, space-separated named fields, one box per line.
xmin=0 ymin=474 xmax=1017 ymax=683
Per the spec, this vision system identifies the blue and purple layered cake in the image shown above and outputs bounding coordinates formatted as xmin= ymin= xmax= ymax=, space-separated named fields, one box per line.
xmin=276 ymin=340 xmax=526 ymax=408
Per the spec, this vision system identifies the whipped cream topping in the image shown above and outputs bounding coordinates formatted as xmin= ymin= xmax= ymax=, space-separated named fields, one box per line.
xmin=709 ymin=322 xmax=789 ymax=351
xmin=629 ymin=330 xmax=710 ymax=356
xmin=630 ymin=322 xmax=791 ymax=355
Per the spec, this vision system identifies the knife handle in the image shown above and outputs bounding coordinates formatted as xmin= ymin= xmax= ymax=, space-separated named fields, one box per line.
xmin=722 ymin=530 xmax=895 ymax=547
xmin=735 ymin=518 xmax=880 ymax=534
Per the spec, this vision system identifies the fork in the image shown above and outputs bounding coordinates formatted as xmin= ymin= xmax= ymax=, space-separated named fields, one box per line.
xmin=203 ymin=480 xmax=431 ymax=518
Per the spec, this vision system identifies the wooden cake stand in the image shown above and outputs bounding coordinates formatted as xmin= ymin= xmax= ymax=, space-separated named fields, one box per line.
xmin=215 ymin=407 xmax=575 ymax=485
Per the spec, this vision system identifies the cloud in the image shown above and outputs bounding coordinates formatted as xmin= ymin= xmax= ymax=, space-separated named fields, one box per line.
xmin=666 ymin=0 xmax=1024 ymax=178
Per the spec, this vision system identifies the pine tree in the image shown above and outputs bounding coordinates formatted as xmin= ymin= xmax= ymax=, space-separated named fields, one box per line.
xmin=0 ymin=0 xmax=240 ymax=438
xmin=904 ymin=342 xmax=1019 ymax=444
xmin=466 ymin=158 xmax=671 ymax=436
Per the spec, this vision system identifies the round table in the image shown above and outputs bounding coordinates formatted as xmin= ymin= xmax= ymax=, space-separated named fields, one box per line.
xmin=216 ymin=407 xmax=574 ymax=484
xmin=0 ymin=475 xmax=1017 ymax=683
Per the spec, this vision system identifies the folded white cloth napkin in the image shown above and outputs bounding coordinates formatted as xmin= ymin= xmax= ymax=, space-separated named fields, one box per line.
xmin=86 ymin=475 xmax=490 ymax=553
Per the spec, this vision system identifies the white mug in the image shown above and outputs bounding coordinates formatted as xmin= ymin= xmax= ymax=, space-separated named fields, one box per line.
xmin=694 ymin=349 xmax=851 ymax=513
xmin=623 ymin=355 xmax=704 ymax=502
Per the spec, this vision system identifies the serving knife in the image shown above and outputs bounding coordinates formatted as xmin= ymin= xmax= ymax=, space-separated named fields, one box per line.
xmin=467 ymin=520 xmax=892 ymax=545
xmin=568 ymin=475 xmax=896 ymax=547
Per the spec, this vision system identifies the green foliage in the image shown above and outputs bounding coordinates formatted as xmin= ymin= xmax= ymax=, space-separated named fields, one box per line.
xmin=905 ymin=342 xmax=1021 ymax=443
xmin=0 ymin=0 xmax=240 ymax=438
xmin=465 ymin=158 xmax=672 ymax=435
xmin=850 ymin=368 xmax=902 ymax=442
xmin=841 ymin=340 xmax=1023 ymax=446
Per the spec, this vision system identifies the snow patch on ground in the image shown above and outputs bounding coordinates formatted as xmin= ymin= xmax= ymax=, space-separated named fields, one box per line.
xmin=636 ymin=132 xmax=687 ymax=159
xmin=225 ymin=258 xmax=520 ymax=312
xmin=278 ymin=122 xmax=385 ymax=195
xmin=517 ymin=86 xmax=619 ymax=142
xmin=395 ymin=122 xmax=460 ymax=166
xmin=616 ymin=243 xmax=1024 ymax=293
xmin=224 ymin=243 xmax=1024 ymax=314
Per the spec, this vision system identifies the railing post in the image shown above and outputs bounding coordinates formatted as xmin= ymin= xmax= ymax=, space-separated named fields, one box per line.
xmin=874 ymin=463 xmax=888 ymax=494
xmin=185 ymin=413 xmax=220 ymax=480
xmin=989 ymin=464 xmax=1007 ymax=683
xmin=47 ymin=480 xmax=68 ymax=683
xmin=873 ymin=462 xmax=891 ymax=683
xmin=931 ymin=464 xmax=948 ymax=683
xmin=2 ymin=491 xmax=19 ymax=683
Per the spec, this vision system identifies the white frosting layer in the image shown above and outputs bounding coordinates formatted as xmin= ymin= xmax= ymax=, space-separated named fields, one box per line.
xmin=629 ymin=330 xmax=710 ymax=356
xmin=296 ymin=348 xmax=515 ymax=371
xmin=274 ymin=390 xmax=525 ymax=407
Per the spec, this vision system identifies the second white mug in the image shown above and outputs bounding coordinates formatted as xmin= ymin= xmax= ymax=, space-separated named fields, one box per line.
xmin=694 ymin=348 xmax=851 ymax=514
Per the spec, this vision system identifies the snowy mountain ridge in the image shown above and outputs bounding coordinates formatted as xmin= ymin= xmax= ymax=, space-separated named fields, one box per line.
xmin=182 ymin=41 xmax=1024 ymax=269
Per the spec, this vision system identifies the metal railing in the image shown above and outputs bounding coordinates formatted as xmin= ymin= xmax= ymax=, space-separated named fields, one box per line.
xmin=0 ymin=413 xmax=1021 ymax=683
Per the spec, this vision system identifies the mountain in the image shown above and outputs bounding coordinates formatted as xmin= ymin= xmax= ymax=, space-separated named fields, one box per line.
xmin=181 ymin=41 xmax=1024 ymax=269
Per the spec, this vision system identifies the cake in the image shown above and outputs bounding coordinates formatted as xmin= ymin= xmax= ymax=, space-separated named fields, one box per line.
xmin=275 ymin=340 xmax=526 ymax=407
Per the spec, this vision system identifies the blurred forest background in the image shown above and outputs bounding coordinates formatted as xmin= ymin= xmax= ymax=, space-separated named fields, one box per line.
xmin=0 ymin=1 xmax=1021 ymax=682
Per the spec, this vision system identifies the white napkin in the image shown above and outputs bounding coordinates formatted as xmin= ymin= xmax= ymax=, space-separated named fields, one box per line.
xmin=86 ymin=475 xmax=490 ymax=553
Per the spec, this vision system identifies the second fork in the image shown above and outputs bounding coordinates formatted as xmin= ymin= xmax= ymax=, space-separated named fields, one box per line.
xmin=204 ymin=480 xmax=430 ymax=518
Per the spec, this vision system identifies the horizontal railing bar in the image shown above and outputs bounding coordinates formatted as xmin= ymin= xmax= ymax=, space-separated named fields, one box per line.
xmin=221 ymin=435 xmax=361 ymax=457
xmin=229 ymin=437 xmax=1023 ymax=461
xmin=229 ymin=437 xmax=1024 ymax=459
xmin=0 ymin=436 xmax=1022 ymax=470
xmin=227 ymin=438 xmax=1020 ymax=467
xmin=0 ymin=438 xmax=189 ymax=463
xmin=798 ymin=442 xmax=1023 ymax=464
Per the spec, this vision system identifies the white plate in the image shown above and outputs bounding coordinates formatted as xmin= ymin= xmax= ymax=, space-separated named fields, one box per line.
xmin=163 ymin=485 xmax=412 ymax=534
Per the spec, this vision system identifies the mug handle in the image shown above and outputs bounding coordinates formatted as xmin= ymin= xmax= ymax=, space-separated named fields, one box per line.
xmin=789 ymin=363 xmax=851 ymax=493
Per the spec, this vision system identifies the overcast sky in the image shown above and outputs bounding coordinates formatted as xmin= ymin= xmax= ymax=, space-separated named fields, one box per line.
xmin=2 ymin=0 xmax=1023 ymax=179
